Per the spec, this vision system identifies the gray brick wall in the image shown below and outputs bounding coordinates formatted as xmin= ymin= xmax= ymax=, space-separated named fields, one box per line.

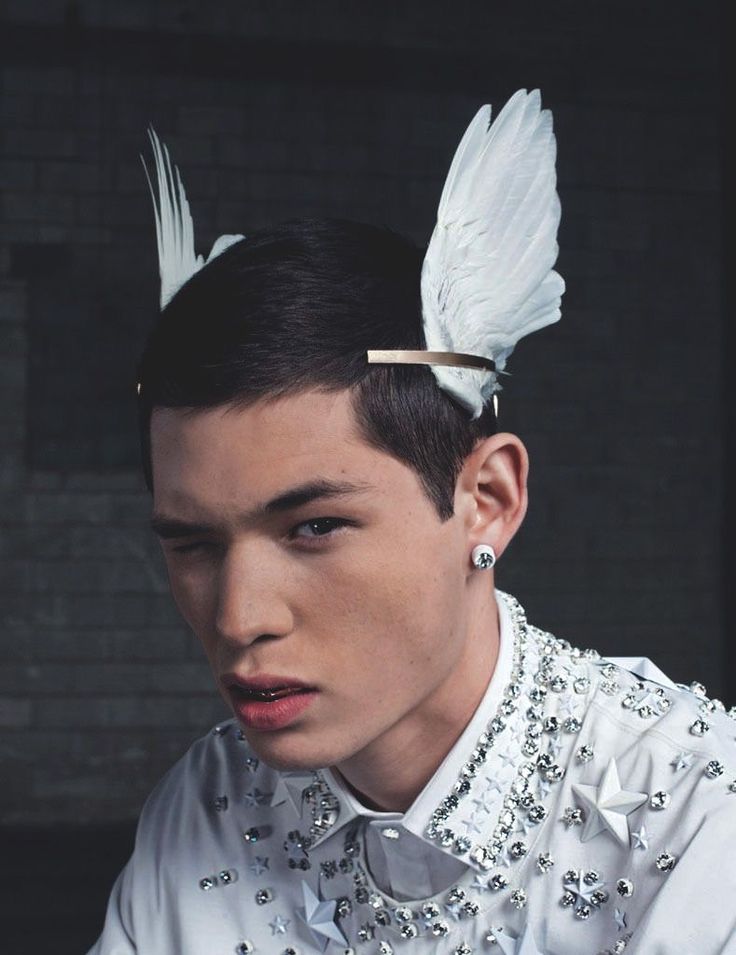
xmin=0 ymin=0 xmax=726 ymax=824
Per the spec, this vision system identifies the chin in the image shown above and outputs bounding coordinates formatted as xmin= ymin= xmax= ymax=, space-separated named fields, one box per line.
xmin=238 ymin=723 xmax=358 ymax=773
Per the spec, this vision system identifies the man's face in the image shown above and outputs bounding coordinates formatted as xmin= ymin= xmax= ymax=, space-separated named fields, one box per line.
xmin=149 ymin=388 xmax=478 ymax=771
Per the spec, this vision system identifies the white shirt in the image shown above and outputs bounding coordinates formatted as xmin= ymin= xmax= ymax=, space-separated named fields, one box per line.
xmin=87 ymin=590 xmax=736 ymax=955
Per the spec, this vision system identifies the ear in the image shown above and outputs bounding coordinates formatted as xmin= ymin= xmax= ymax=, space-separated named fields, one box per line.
xmin=454 ymin=431 xmax=529 ymax=561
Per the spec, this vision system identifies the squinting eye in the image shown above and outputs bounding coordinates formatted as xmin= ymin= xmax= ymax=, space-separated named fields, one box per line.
xmin=172 ymin=542 xmax=212 ymax=554
xmin=293 ymin=518 xmax=348 ymax=539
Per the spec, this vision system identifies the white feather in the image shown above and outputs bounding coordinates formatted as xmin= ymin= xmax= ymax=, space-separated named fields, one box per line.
xmin=421 ymin=89 xmax=565 ymax=418
xmin=140 ymin=124 xmax=245 ymax=310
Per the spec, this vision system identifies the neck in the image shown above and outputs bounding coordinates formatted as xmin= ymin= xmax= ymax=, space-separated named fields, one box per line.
xmin=332 ymin=585 xmax=501 ymax=812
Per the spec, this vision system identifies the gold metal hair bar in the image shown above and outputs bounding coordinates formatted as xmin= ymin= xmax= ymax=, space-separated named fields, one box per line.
xmin=366 ymin=349 xmax=495 ymax=372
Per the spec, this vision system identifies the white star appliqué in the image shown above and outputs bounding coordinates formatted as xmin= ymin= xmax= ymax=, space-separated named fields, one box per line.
xmin=493 ymin=922 xmax=546 ymax=954
xmin=270 ymin=772 xmax=316 ymax=816
xmin=630 ymin=823 xmax=649 ymax=851
xmin=298 ymin=881 xmax=347 ymax=951
xmin=571 ymin=757 xmax=648 ymax=845
xmin=670 ymin=751 xmax=694 ymax=771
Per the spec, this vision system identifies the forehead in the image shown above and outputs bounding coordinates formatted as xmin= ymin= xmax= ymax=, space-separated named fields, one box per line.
xmin=149 ymin=389 xmax=404 ymax=514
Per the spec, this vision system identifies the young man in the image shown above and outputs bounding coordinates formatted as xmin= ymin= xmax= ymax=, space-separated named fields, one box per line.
xmin=89 ymin=91 xmax=735 ymax=955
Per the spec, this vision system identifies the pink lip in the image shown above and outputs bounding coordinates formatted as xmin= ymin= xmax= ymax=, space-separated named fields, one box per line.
xmin=222 ymin=673 xmax=318 ymax=732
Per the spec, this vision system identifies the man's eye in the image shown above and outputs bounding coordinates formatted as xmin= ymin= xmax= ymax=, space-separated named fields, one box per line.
xmin=292 ymin=518 xmax=348 ymax=540
xmin=172 ymin=542 xmax=212 ymax=554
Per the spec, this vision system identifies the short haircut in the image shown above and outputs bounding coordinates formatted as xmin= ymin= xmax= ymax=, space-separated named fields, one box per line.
xmin=135 ymin=217 xmax=497 ymax=520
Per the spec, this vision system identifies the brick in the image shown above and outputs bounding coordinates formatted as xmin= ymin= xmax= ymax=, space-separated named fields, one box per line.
xmin=3 ymin=193 xmax=75 ymax=223
xmin=0 ymin=698 xmax=32 ymax=727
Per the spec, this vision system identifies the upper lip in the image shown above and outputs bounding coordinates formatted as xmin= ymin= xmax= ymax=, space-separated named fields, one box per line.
xmin=222 ymin=673 xmax=315 ymax=692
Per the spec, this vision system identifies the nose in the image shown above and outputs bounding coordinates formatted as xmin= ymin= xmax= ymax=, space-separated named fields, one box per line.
xmin=214 ymin=546 xmax=294 ymax=649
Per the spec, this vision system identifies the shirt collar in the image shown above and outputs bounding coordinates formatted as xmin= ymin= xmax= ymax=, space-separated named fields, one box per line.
xmin=306 ymin=589 xmax=520 ymax=872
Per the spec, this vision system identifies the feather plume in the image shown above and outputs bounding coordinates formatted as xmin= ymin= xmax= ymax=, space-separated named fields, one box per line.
xmin=421 ymin=89 xmax=565 ymax=418
xmin=140 ymin=124 xmax=245 ymax=310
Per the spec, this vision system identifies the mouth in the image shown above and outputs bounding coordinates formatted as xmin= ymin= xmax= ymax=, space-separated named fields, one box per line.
xmin=230 ymin=684 xmax=313 ymax=703
xmin=223 ymin=674 xmax=318 ymax=732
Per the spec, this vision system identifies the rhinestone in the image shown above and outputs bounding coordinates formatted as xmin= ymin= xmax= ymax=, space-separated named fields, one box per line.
xmin=562 ymin=807 xmax=584 ymax=827
xmin=591 ymin=890 xmax=608 ymax=905
xmin=470 ymin=845 xmax=493 ymax=870
xmin=490 ymin=873 xmax=509 ymax=890
xmin=400 ymin=924 xmax=419 ymax=939
xmin=690 ymin=681 xmax=708 ymax=698
xmin=544 ymin=716 xmax=561 ymax=733
xmin=454 ymin=945 xmax=472 ymax=955
xmin=199 ymin=876 xmax=216 ymax=891
xmin=550 ymin=676 xmax=567 ymax=692
xmin=650 ymin=790 xmax=670 ymax=810
xmin=236 ymin=943 xmax=254 ymax=955
xmin=577 ymin=745 xmax=594 ymax=763
xmin=528 ymin=804 xmax=547 ymax=823
xmin=564 ymin=716 xmax=582 ymax=733
xmin=510 ymin=888 xmax=527 ymax=909
xmin=690 ymin=718 xmax=710 ymax=736
xmin=563 ymin=869 xmax=578 ymax=884
xmin=431 ymin=920 xmax=450 ymax=937
xmin=537 ymin=852 xmax=554 ymax=872
xmin=617 ymin=878 xmax=634 ymax=898
xmin=378 ymin=942 xmax=394 ymax=955
xmin=463 ymin=899 xmax=480 ymax=916
xmin=282 ymin=949 xmax=298 ymax=955
xmin=656 ymin=851 xmax=677 ymax=872
xmin=338 ymin=858 xmax=353 ymax=873
xmin=321 ymin=860 xmax=337 ymax=879
xmin=337 ymin=897 xmax=353 ymax=918
xmin=374 ymin=909 xmax=391 ymax=926
xmin=490 ymin=717 xmax=506 ymax=734
xmin=583 ymin=870 xmax=600 ymax=885
xmin=212 ymin=724 xmax=228 ymax=736
xmin=613 ymin=941 xmax=628 ymax=954
xmin=422 ymin=902 xmax=440 ymax=918
xmin=705 ymin=760 xmax=724 ymax=778
xmin=355 ymin=886 xmax=369 ymax=904
xmin=510 ymin=841 xmax=527 ymax=859
xmin=243 ymin=828 xmax=260 ymax=843
xmin=560 ymin=890 xmax=576 ymax=907
xmin=394 ymin=906 xmax=412 ymax=923
xmin=218 ymin=869 xmax=237 ymax=885
xmin=439 ymin=828 xmax=455 ymax=848
xmin=601 ymin=680 xmax=619 ymax=695
xmin=357 ymin=923 xmax=374 ymax=941
xmin=255 ymin=888 xmax=273 ymax=904
xmin=574 ymin=677 xmax=591 ymax=694
xmin=729 ymin=780 xmax=736 ymax=793
xmin=575 ymin=904 xmax=591 ymax=920
xmin=453 ymin=836 xmax=472 ymax=854
xmin=368 ymin=893 xmax=385 ymax=910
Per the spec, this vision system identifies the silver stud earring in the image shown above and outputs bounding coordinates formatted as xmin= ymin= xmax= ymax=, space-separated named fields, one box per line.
xmin=471 ymin=544 xmax=496 ymax=569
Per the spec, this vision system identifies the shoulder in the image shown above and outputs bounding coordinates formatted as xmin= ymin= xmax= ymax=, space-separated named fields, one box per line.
xmin=133 ymin=718 xmax=285 ymax=859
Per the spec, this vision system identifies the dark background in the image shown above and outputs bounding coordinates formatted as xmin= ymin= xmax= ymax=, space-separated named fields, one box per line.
xmin=0 ymin=1 xmax=730 ymax=951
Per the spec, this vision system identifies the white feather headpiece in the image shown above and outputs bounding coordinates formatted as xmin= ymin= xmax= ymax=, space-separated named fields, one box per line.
xmin=139 ymin=124 xmax=245 ymax=310
xmin=140 ymin=92 xmax=562 ymax=417
xmin=368 ymin=88 xmax=564 ymax=418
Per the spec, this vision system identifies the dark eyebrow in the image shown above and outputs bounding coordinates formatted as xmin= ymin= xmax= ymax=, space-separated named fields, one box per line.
xmin=149 ymin=479 xmax=372 ymax=540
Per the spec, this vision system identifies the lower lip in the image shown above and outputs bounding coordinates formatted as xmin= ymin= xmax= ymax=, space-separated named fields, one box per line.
xmin=231 ymin=689 xmax=318 ymax=731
